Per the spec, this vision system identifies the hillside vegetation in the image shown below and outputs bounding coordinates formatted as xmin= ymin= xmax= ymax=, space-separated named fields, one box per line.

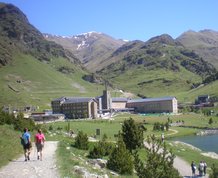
xmin=0 ymin=125 xmax=23 ymax=167
xmin=0 ymin=53 xmax=104 ymax=109
xmin=177 ymin=29 xmax=218 ymax=69
xmin=98 ymin=34 xmax=217 ymax=101
xmin=0 ymin=3 xmax=104 ymax=109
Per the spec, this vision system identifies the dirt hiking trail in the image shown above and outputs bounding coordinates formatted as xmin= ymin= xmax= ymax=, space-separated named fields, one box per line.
xmin=0 ymin=141 xmax=59 ymax=178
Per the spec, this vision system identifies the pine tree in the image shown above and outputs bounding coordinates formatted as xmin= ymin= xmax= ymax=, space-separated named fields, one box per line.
xmin=107 ymin=135 xmax=133 ymax=175
xmin=121 ymin=118 xmax=144 ymax=152
xmin=134 ymin=135 xmax=182 ymax=178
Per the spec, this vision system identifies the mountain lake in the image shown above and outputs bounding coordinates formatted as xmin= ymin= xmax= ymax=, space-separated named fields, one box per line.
xmin=172 ymin=134 xmax=218 ymax=154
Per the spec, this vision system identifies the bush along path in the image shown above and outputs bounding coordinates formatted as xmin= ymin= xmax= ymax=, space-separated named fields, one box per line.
xmin=0 ymin=141 xmax=59 ymax=178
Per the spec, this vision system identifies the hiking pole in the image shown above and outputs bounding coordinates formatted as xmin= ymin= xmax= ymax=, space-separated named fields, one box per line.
xmin=33 ymin=143 xmax=37 ymax=160
xmin=33 ymin=143 xmax=35 ymax=158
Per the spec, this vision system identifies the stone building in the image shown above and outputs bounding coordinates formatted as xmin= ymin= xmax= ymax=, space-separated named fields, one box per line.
xmin=111 ymin=98 xmax=128 ymax=109
xmin=126 ymin=97 xmax=178 ymax=114
xmin=51 ymin=97 xmax=97 ymax=119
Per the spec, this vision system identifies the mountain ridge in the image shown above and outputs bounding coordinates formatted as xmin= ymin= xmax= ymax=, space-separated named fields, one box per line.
xmin=177 ymin=29 xmax=218 ymax=69
xmin=44 ymin=32 xmax=126 ymax=72
xmin=0 ymin=2 xmax=82 ymax=67
xmin=97 ymin=34 xmax=217 ymax=98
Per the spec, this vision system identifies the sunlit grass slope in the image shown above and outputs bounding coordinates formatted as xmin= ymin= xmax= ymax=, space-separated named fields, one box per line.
xmin=0 ymin=54 xmax=104 ymax=110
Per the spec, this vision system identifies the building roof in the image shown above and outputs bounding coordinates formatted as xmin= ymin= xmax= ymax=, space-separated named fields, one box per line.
xmin=62 ymin=97 xmax=95 ymax=104
xmin=112 ymin=97 xmax=128 ymax=102
xmin=198 ymin=95 xmax=209 ymax=98
xmin=127 ymin=96 xmax=176 ymax=103
xmin=51 ymin=97 xmax=66 ymax=102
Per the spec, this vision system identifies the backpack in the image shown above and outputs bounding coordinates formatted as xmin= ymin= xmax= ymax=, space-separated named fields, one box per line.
xmin=21 ymin=133 xmax=29 ymax=145
xmin=20 ymin=137 xmax=25 ymax=145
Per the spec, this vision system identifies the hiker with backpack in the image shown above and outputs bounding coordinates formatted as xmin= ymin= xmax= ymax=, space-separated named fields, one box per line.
xmin=20 ymin=128 xmax=32 ymax=161
xmin=35 ymin=129 xmax=45 ymax=161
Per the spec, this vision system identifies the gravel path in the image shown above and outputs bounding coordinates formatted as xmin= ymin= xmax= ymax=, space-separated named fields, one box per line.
xmin=174 ymin=156 xmax=208 ymax=178
xmin=0 ymin=141 xmax=59 ymax=178
xmin=0 ymin=139 xmax=210 ymax=178
xmin=144 ymin=141 xmax=209 ymax=178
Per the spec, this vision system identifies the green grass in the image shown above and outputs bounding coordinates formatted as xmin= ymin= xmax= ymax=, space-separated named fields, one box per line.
xmin=0 ymin=125 xmax=23 ymax=167
xmin=46 ymin=112 xmax=218 ymax=142
xmin=56 ymin=136 xmax=138 ymax=178
xmin=0 ymin=53 xmax=104 ymax=110
xmin=46 ymin=119 xmax=123 ymax=141
xmin=107 ymin=67 xmax=201 ymax=99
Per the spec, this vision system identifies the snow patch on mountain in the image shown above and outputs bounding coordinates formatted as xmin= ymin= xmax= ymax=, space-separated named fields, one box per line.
xmin=77 ymin=40 xmax=89 ymax=50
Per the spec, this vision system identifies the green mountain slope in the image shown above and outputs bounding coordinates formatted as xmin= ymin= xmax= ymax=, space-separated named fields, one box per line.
xmin=0 ymin=3 xmax=103 ymax=109
xmin=98 ymin=34 xmax=217 ymax=101
xmin=0 ymin=53 xmax=103 ymax=109
xmin=0 ymin=3 xmax=80 ymax=66
xmin=177 ymin=29 xmax=218 ymax=69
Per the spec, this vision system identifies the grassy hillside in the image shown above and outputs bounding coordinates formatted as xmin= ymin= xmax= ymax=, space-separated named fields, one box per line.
xmin=101 ymin=66 xmax=202 ymax=100
xmin=0 ymin=125 xmax=23 ymax=167
xmin=98 ymin=34 xmax=217 ymax=102
xmin=0 ymin=53 xmax=104 ymax=110
xmin=177 ymin=80 xmax=218 ymax=103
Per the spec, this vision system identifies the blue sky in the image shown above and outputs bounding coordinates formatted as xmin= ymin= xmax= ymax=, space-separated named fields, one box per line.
xmin=1 ymin=0 xmax=218 ymax=41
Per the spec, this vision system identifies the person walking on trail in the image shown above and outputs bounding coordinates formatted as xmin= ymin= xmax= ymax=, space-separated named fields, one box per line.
xmin=35 ymin=129 xmax=46 ymax=161
xmin=20 ymin=128 xmax=31 ymax=161
xmin=161 ymin=133 xmax=164 ymax=142
xmin=191 ymin=161 xmax=197 ymax=177
xmin=199 ymin=161 xmax=204 ymax=176
xmin=203 ymin=161 xmax=207 ymax=176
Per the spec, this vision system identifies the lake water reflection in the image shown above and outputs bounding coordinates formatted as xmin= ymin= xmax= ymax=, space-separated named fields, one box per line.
xmin=172 ymin=134 xmax=218 ymax=153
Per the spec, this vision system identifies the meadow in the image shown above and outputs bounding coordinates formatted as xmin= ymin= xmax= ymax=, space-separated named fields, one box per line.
xmin=1 ymin=112 xmax=218 ymax=177
xmin=41 ymin=112 xmax=218 ymax=177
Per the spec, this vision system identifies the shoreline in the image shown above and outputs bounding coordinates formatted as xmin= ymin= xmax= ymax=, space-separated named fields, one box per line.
xmin=196 ymin=129 xmax=218 ymax=136
xmin=173 ymin=141 xmax=218 ymax=160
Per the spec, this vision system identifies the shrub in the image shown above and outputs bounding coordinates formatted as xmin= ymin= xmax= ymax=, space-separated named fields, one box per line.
xmin=89 ymin=135 xmax=114 ymax=159
xmin=74 ymin=131 xmax=88 ymax=150
xmin=0 ymin=110 xmax=35 ymax=131
xmin=210 ymin=164 xmax=218 ymax=178
xmin=48 ymin=125 xmax=53 ymax=131
xmin=153 ymin=122 xmax=161 ymax=131
xmin=209 ymin=118 xmax=213 ymax=125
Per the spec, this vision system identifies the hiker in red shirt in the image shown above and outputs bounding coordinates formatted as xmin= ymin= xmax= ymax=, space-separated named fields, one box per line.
xmin=35 ymin=129 xmax=45 ymax=161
